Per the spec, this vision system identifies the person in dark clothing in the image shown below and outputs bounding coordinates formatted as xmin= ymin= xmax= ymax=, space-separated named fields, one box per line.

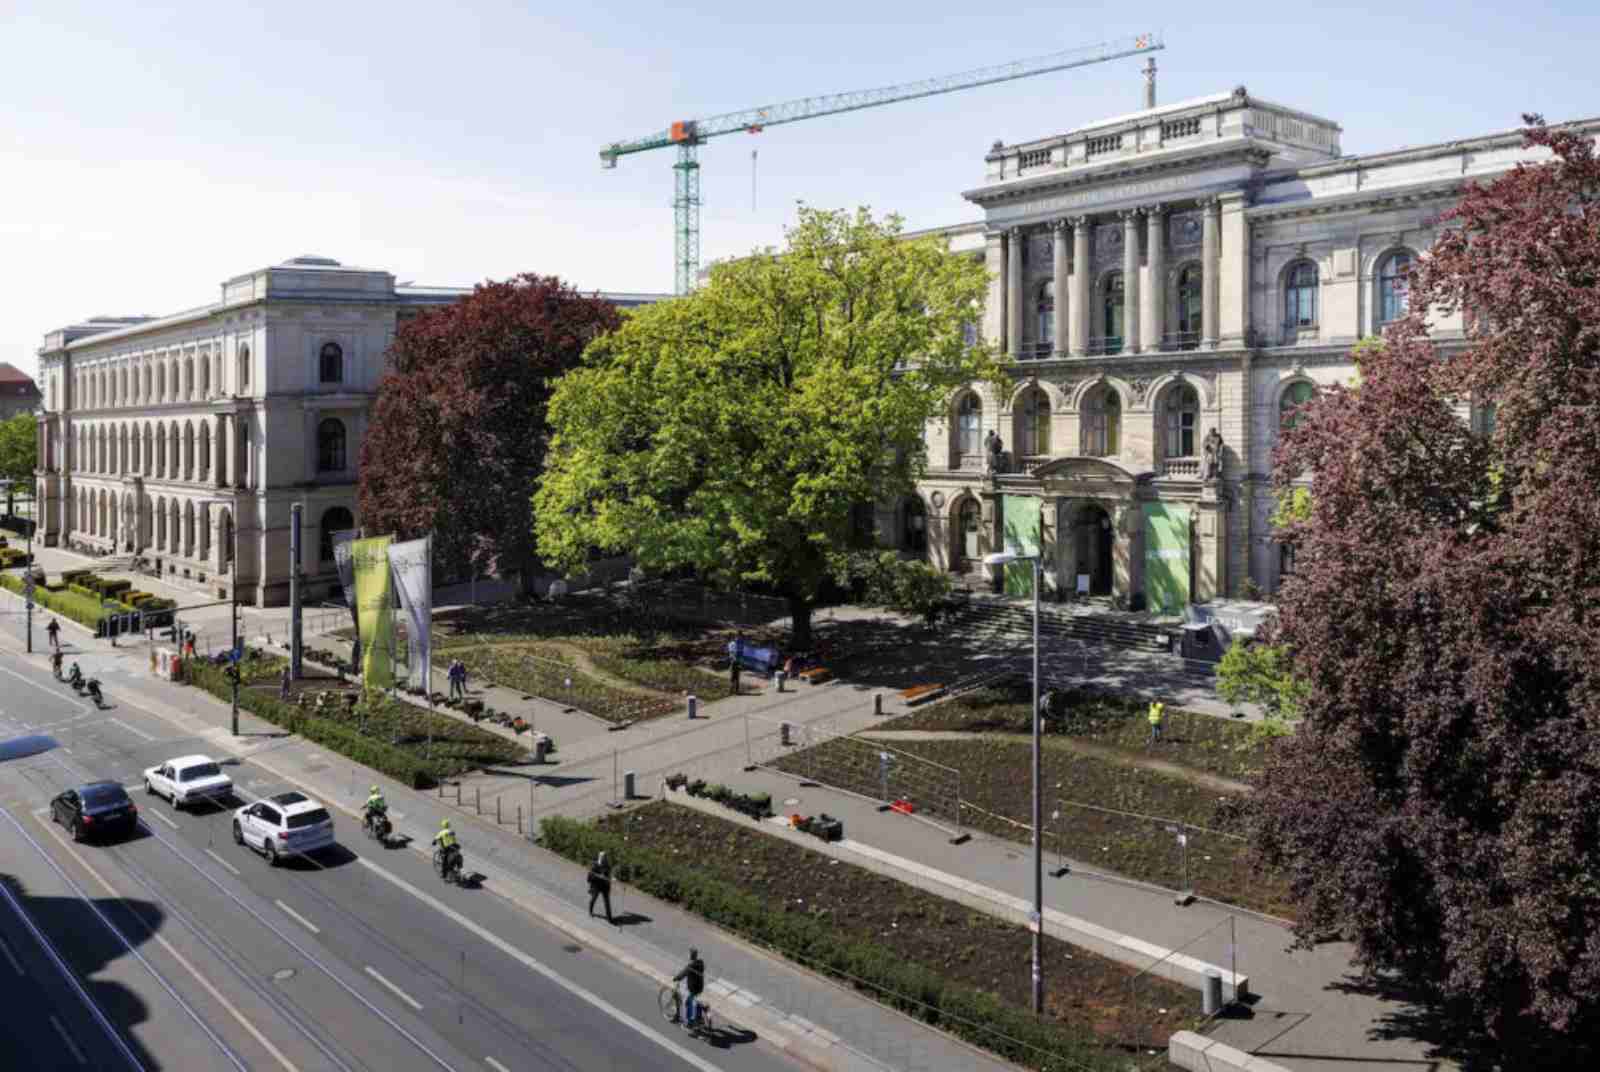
xmin=673 ymin=948 xmax=706 ymax=1026
xmin=587 ymin=851 xmax=613 ymax=923
xmin=46 ymin=618 xmax=61 ymax=650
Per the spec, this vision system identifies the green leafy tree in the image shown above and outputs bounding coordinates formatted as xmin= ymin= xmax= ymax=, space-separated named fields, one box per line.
xmin=836 ymin=550 xmax=955 ymax=626
xmin=535 ymin=206 xmax=1001 ymax=647
xmin=0 ymin=412 xmax=37 ymax=514
xmin=1215 ymin=639 xmax=1305 ymax=737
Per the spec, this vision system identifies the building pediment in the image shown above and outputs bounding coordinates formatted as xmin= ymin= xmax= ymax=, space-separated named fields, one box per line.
xmin=1027 ymin=456 xmax=1151 ymax=487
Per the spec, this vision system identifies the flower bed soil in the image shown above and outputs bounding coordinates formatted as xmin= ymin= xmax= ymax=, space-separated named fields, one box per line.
xmin=890 ymin=680 xmax=1278 ymax=782
xmin=772 ymin=735 xmax=1292 ymax=918
xmin=596 ymin=801 xmax=1199 ymax=1047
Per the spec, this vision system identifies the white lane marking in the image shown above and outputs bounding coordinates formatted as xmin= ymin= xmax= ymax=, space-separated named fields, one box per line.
xmin=107 ymin=718 xmax=158 ymax=742
xmin=148 ymin=808 xmax=179 ymax=829
xmin=205 ymin=848 xmax=242 ymax=877
xmin=364 ymin=965 xmax=423 ymax=1011
xmin=357 ymin=858 xmax=728 ymax=1072
xmin=25 ymin=812 xmax=255 ymax=1071
xmin=275 ymin=900 xmax=322 ymax=935
xmin=0 ymin=664 xmax=93 ymax=717
xmin=49 ymin=1015 xmax=87 ymax=1066
xmin=0 ymin=933 xmax=24 ymax=975
xmin=484 ymin=1058 xmax=510 ymax=1072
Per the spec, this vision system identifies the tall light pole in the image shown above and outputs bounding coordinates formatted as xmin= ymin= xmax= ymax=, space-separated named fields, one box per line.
xmin=201 ymin=499 xmax=239 ymax=735
xmin=983 ymin=546 xmax=1043 ymax=1015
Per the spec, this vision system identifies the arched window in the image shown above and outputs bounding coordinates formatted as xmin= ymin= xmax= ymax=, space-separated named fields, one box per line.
xmin=902 ymin=497 xmax=927 ymax=554
xmin=320 ymin=342 xmax=344 ymax=384
xmin=958 ymin=498 xmax=982 ymax=562
xmin=199 ymin=503 xmax=210 ymax=562
xmin=320 ymin=506 xmax=355 ymax=562
xmin=1175 ymin=266 xmax=1202 ymax=349
xmin=1377 ymin=251 xmax=1412 ymax=324
xmin=183 ymin=355 xmax=194 ymax=400
xmin=169 ymin=423 xmax=180 ymax=479
xmin=1280 ymin=381 xmax=1316 ymax=430
xmin=317 ymin=418 xmax=347 ymax=472
xmin=1017 ymin=387 xmax=1051 ymax=457
xmin=237 ymin=344 xmax=251 ymax=391
xmin=1101 ymin=273 xmax=1125 ymax=351
xmin=1164 ymin=385 xmax=1199 ymax=458
xmin=221 ymin=510 xmax=235 ymax=567
xmin=198 ymin=424 xmax=211 ymax=481
xmin=1035 ymin=282 xmax=1055 ymax=349
xmin=1285 ymin=261 xmax=1318 ymax=327
xmin=200 ymin=351 xmax=211 ymax=397
xmin=956 ymin=393 xmax=982 ymax=456
xmin=183 ymin=422 xmax=195 ymax=480
xmin=1084 ymin=385 xmax=1121 ymax=457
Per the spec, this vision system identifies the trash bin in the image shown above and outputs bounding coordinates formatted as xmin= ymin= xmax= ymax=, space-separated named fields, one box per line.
xmin=1202 ymin=968 xmax=1223 ymax=1015
xmin=775 ymin=670 xmax=787 ymax=693
xmin=687 ymin=694 xmax=698 ymax=719
xmin=534 ymin=734 xmax=552 ymax=764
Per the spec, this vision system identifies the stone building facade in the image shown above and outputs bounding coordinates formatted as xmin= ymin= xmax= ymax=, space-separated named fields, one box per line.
xmin=893 ymin=88 xmax=1597 ymax=612
xmin=33 ymin=256 xmax=663 ymax=606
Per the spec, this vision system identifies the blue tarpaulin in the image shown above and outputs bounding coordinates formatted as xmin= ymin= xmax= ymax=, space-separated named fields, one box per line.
xmin=728 ymin=640 xmax=779 ymax=673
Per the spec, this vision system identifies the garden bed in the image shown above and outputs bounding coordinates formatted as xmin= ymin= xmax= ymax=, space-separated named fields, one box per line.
xmin=185 ymin=652 xmax=528 ymax=786
xmin=891 ymin=680 xmax=1278 ymax=783
xmin=549 ymin=801 xmax=1198 ymax=1069
xmin=772 ymin=734 xmax=1291 ymax=918
xmin=440 ymin=644 xmax=677 ymax=724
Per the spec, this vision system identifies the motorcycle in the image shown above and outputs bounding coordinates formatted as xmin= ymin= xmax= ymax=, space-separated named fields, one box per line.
xmin=363 ymin=810 xmax=392 ymax=842
xmin=433 ymin=845 xmax=463 ymax=885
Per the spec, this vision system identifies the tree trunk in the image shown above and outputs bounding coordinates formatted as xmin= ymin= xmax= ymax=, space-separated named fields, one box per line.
xmin=788 ymin=595 xmax=814 ymax=651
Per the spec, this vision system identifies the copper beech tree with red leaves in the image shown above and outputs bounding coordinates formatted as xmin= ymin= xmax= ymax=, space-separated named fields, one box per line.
xmin=1247 ymin=118 xmax=1600 ymax=1059
xmin=357 ymin=275 xmax=620 ymax=587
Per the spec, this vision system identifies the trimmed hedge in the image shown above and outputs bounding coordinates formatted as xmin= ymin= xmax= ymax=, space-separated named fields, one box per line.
xmin=539 ymin=815 xmax=1124 ymax=1072
xmin=0 ymin=573 xmax=120 ymax=632
xmin=184 ymin=657 xmax=435 ymax=789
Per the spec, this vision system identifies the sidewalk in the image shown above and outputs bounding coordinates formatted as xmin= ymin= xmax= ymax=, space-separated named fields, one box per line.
xmin=0 ymin=618 xmax=1026 ymax=1072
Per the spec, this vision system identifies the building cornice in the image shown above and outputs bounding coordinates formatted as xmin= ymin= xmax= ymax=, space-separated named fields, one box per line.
xmin=1248 ymin=179 xmax=1466 ymax=222
xmin=965 ymin=141 xmax=1272 ymax=207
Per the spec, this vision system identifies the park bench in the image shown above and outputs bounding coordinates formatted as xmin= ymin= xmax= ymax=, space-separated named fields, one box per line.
xmin=898 ymin=683 xmax=945 ymax=706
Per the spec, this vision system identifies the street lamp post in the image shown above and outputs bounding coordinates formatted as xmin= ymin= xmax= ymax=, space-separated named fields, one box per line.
xmin=983 ymin=546 xmax=1043 ymax=1015
xmin=201 ymin=499 xmax=239 ymax=735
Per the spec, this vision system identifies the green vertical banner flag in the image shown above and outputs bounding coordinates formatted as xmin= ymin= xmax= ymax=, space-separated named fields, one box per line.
xmin=1001 ymin=495 xmax=1043 ymax=596
xmin=1143 ymin=504 xmax=1191 ymax=614
xmin=351 ymin=535 xmax=395 ymax=689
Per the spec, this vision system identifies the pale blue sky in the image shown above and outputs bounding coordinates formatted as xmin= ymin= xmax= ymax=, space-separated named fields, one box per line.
xmin=2 ymin=0 xmax=1595 ymax=379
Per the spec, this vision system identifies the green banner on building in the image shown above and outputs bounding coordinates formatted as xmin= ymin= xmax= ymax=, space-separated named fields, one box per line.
xmin=1143 ymin=504 xmax=1191 ymax=615
xmin=351 ymin=535 xmax=395 ymax=689
xmin=1001 ymin=495 xmax=1043 ymax=597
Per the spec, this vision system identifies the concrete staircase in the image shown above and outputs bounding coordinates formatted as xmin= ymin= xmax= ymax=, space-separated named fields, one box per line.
xmin=942 ymin=594 xmax=1175 ymax=656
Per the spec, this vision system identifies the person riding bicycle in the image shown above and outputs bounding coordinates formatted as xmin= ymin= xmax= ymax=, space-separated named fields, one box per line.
xmin=673 ymin=948 xmax=706 ymax=1027
xmin=67 ymin=661 xmax=83 ymax=688
xmin=51 ymin=650 xmax=64 ymax=679
xmin=86 ymin=678 xmax=103 ymax=705
xmin=364 ymin=786 xmax=387 ymax=827
xmin=432 ymin=819 xmax=460 ymax=871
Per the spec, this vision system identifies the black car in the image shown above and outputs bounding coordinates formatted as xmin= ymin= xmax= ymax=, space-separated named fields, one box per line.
xmin=51 ymin=781 xmax=139 ymax=842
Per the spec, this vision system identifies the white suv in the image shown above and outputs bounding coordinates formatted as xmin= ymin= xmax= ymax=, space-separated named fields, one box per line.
xmin=233 ymin=791 xmax=335 ymax=865
xmin=144 ymin=755 xmax=233 ymax=810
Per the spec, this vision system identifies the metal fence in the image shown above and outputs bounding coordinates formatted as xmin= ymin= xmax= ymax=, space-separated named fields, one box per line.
xmin=743 ymin=713 xmax=966 ymax=840
xmin=1126 ymin=915 xmax=1241 ymax=1066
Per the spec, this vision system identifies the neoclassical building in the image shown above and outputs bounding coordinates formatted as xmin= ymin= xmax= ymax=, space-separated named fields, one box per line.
xmin=893 ymin=87 xmax=1597 ymax=612
xmin=33 ymin=257 xmax=662 ymax=605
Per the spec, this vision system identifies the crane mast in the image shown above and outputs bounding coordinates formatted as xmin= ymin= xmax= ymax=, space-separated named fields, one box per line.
xmin=601 ymin=33 xmax=1165 ymax=295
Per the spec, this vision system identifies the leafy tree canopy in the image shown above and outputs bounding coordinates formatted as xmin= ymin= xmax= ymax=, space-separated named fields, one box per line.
xmin=535 ymin=206 xmax=1001 ymax=646
xmin=0 ymin=413 xmax=36 ymax=509
xmin=358 ymin=275 xmax=620 ymax=585
xmin=1245 ymin=118 xmax=1600 ymax=1060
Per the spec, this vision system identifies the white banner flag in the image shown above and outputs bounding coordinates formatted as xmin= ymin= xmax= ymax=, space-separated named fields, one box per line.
xmin=387 ymin=537 xmax=432 ymax=695
xmin=331 ymin=529 xmax=361 ymax=632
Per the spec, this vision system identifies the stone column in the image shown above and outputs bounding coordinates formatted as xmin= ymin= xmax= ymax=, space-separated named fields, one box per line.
xmin=1070 ymin=216 xmax=1091 ymax=357
xmin=1143 ymin=205 xmax=1166 ymax=352
xmin=1218 ymin=192 xmax=1250 ymax=348
xmin=1051 ymin=221 xmax=1069 ymax=355
xmin=1120 ymin=210 xmax=1141 ymax=355
xmin=1006 ymin=227 xmax=1024 ymax=360
xmin=234 ymin=414 xmax=247 ymax=488
xmin=1202 ymin=198 xmax=1221 ymax=349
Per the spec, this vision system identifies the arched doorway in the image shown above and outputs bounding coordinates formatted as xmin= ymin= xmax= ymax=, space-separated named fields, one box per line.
xmin=901 ymin=496 xmax=927 ymax=556
xmin=1069 ymin=503 xmax=1114 ymax=597
xmin=955 ymin=497 xmax=981 ymax=568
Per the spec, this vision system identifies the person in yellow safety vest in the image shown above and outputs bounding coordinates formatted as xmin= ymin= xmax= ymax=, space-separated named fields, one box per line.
xmin=1148 ymin=700 xmax=1165 ymax=745
xmin=364 ymin=786 xmax=387 ymax=820
xmin=433 ymin=819 xmax=460 ymax=866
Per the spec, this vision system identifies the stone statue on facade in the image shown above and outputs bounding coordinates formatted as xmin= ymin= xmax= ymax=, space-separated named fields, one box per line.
xmin=1202 ymin=428 xmax=1225 ymax=482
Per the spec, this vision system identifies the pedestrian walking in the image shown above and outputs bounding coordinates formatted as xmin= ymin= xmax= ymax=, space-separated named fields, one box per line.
xmin=587 ymin=851 xmax=614 ymax=923
xmin=456 ymin=660 xmax=469 ymax=697
xmin=279 ymin=665 xmax=292 ymax=700
xmin=1147 ymin=699 xmax=1165 ymax=746
xmin=46 ymin=617 xmax=61 ymax=651
xmin=729 ymin=657 xmax=740 ymax=695
xmin=447 ymin=660 xmax=461 ymax=701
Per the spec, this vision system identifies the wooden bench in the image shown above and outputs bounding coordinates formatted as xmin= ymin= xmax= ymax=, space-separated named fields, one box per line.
xmin=798 ymin=666 xmax=832 ymax=685
xmin=898 ymin=683 xmax=946 ymax=706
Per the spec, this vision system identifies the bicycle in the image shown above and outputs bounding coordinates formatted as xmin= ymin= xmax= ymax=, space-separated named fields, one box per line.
xmin=657 ymin=982 xmax=714 ymax=1037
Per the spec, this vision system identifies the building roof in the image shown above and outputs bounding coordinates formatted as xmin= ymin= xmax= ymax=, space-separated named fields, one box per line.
xmin=0 ymin=363 xmax=39 ymax=388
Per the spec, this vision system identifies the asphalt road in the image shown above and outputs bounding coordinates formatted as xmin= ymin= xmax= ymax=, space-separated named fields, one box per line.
xmin=0 ymin=649 xmax=807 ymax=1072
